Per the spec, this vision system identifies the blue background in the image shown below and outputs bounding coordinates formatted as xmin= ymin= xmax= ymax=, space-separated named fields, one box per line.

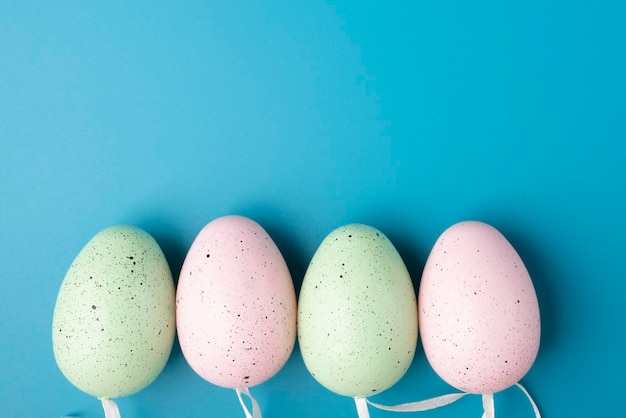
xmin=1 ymin=1 xmax=624 ymax=417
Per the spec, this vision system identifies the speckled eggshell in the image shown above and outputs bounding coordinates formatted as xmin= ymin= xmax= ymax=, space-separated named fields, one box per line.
xmin=297 ymin=224 xmax=418 ymax=398
xmin=176 ymin=215 xmax=297 ymax=389
xmin=418 ymin=221 xmax=540 ymax=394
xmin=52 ymin=225 xmax=176 ymax=399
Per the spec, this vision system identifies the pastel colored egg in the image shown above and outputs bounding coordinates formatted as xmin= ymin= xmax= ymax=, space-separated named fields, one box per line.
xmin=52 ymin=225 xmax=176 ymax=399
xmin=418 ymin=221 xmax=541 ymax=394
xmin=176 ymin=215 xmax=297 ymax=389
xmin=298 ymin=224 xmax=418 ymax=398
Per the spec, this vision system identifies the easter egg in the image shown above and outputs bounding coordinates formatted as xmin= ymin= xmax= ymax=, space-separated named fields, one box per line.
xmin=176 ymin=215 xmax=297 ymax=389
xmin=52 ymin=225 xmax=176 ymax=399
xmin=418 ymin=221 xmax=540 ymax=394
xmin=298 ymin=224 xmax=418 ymax=398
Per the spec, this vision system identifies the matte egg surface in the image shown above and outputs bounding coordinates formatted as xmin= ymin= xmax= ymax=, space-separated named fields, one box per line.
xmin=176 ymin=215 xmax=297 ymax=388
xmin=52 ymin=225 xmax=176 ymax=399
xmin=418 ymin=221 xmax=540 ymax=394
xmin=298 ymin=224 xmax=417 ymax=398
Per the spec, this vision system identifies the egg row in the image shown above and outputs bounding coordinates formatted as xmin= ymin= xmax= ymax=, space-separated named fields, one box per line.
xmin=52 ymin=215 xmax=540 ymax=405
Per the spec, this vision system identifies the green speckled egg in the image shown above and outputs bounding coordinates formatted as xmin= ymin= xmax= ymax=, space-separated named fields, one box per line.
xmin=298 ymin=224 xmax=418 ymax=398
xmin=52 ymin=225 xmax=176 ymax=399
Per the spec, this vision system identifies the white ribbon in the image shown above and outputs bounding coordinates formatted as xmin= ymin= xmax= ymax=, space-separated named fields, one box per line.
xmin=353 ymin=382 xmax=540 ymax=418
xmin=515 ymin=382 xmax=541 ymax=418
xmin=368 ymin=392 xmax=470 ymax=412
xmin=354 ymin=397 xmax=370 ymax=418
xmin=99 ymin=398 xmax=121 ymax=418
xmin=481 ymin=393 xmax=494 ymax=418
xmin=355 ymin=392 xmax=469 ymax=418
xmin=235 ymin=387 xmax=263 ymax=418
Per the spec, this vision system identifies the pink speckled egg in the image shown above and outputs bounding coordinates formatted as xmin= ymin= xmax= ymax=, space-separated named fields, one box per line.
xmin=418 ymin=221 xmax=540 ymax=394
xmin=176 ymin=215 xmax=297 ymax=389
